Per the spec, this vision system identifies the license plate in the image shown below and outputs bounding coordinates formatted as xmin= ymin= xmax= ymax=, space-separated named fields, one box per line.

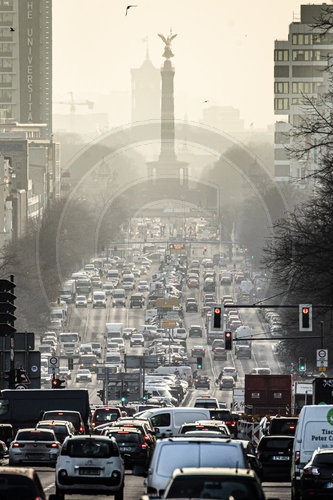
xmin=27 ymin=454 xmax=44 ymax=459
xmin=79 ymin=468 xmax=100 ymax=476
xmin=120 ymin=447 xmax=132 ymax=452
xmin=272 ymin=456 xmax=289 ymax=461
xmin=326 ymin=482 xmax=333 ymax=488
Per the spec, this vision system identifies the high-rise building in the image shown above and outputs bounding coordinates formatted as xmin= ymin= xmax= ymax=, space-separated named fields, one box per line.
xmin=0 ymin=0 xmax=52 ymax=137
xmin=274 ymin=4 xmax=333 ymax=183
xmin=131 ymin=48 xmax=160 ymax=123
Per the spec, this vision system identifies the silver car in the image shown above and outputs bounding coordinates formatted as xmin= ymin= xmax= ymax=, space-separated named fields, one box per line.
xmin=9 ymin=428 xmax=60 ymax=466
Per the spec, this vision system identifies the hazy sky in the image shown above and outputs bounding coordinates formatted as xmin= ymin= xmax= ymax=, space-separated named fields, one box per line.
xmin=53 ymin=0 xmax=325 ymax=128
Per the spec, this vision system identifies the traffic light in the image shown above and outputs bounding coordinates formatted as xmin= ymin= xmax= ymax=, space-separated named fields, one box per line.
xmin=211 ymin=305 xmax=223 ymax=331
xmin=97 ymin=389 xmax=105 ymax=402
xmin=299 ymin=357 xmax=306 ymax=373
xmin=299 ymin=304 xmax=312 ymax=332
xmin=225 ymin=331 xmax=232 ymax=350
xmin=197 ymin=357 xmax=203 ymax=369
xmin=52 ymin=378 xmax=66 ymax=389
xmin=121 ymin=396 xmax=126 ymax=403
xmin=0 ymin=277 xmax=16 ymax=336
xmin=68 ymin=358 xmax=74 ymax=370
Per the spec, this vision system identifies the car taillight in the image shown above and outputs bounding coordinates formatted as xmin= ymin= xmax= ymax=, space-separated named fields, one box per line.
xmin=295 ymin=451 xmax=300 ymax=465
xmin=79 ymin=426 xmax=84 ymax=432
xmin=303 ymin=466 xmax=320 ymax=476
xmin=144 ymin=436 xmax=150 ymax=441
xmin=51 ymin=442 xmax=59 ymax=448
xmin=195 ymin=379 xmax=198 ymax=382
xmin=12 ymin=442 xmax=21 ymax=447
xmin=141 ymin=443 xmax=148 ymax=449
xmin=91 ymin=422 xmax=96 ymax=428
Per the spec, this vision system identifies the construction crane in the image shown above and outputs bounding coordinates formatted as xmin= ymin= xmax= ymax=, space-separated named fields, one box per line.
xmin=54 ymin=92 xmax=94 ymax=113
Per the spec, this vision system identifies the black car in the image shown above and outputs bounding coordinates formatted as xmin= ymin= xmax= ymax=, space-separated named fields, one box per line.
xmin=189 ymin=325 xmax=203 ymax=337
xmin=130 ymin=293 xmax=144 ymax=308
xmin=194 ymin=375 xmax=210 ymax=389
xmin=105 ymin=428 xmax=150 ymax=474
xmin=186 ymin=299 xmax=198 ymax=312
xmin=300 ymin=448 xmax=333 ymax=499
xmin=256 ymin=435 xmax=294 ymax=481
xmin=267 ymin=416 xmax=298 ymax=436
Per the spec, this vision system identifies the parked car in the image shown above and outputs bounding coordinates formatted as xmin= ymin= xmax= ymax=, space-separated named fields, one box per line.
xmin=54 ymin=436 xmax=124 ymax=499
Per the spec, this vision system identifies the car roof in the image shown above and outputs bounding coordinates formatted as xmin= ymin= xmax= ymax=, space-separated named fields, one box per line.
xmin=0 ymin=467 xmax=37 ymax=478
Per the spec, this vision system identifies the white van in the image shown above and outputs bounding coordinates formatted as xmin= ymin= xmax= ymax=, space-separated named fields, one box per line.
xmin=112 ymin=289 xmax=126 ymax=307
xmin=291 ymin=404 xmax=333 ymax=500
xmin=146 ymin=438 xmax=249 ymax=496
xmin=136 ymin=407 xmax=211 ymax=437
xmin=92 ymin=290 xmax=106 ymax=308
xmin=105 ymin=352 xmax=121 ymax=369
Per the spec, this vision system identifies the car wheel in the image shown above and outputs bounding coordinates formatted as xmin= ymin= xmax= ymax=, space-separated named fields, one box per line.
xmin=114 ymin=485 xmax=124 ymax=500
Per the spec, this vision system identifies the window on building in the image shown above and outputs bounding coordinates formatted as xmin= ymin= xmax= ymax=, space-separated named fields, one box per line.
xmin=274 ymin=98 xmax=289 ymax=111
xmin=0 ymin=13 xmax=13 ymax=23
xmin=292 ymin=97 xmax=308 ymax=105
xmin=0 ymin=58 xmax=12 ymax=70
xmin=274 ymin=66 xmax=289 ymax=77
xmin=0 ymin=74 xmax=11 ymax=87
xmin=292 ymin=50 xmax=321 ymax=61
xmin=274 ymin=82 xmax=289 ymax=94
xmin=0 ymin=89 xmax=11 ymax=102
xmin=274 ymin=49 xmax=289 ymax=61
xmin=292 ymin=82 xmax=321 ymax=94
xmin=292 ymin=66 xmax=325 ymax=77
xmin=275 ymin=165 xmax=290 ymax=177
xmin=275 ymin=149 xmax=289 ymax=161
xmin=292 ymin=33 xmax=320 ymax=45
xmin=275 ymin=131 xmax=290 ymax=144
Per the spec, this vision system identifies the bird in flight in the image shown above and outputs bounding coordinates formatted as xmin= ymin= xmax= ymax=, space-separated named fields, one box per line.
xmin=125 ymin=5 xmax=137 ymax=15
xmin=203 ymin=100 xmax=209 ymax=103
xmin=10 ymin=27 xmax=14 ymax=32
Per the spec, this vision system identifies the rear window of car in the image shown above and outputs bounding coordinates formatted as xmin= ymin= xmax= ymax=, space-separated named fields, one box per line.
xmin=16 ymin=430 xmax=54 ymax=441
xmin=44 ymin=412 xmax=80 ymax=428
xmin=94 ymin=409 xmax=119 ymax=423
xmin=269 ymin=419 xmax=298 ymax=435
xmin=167 ymin=475 xmax=261 ymax=499
xmin=66 ymin=439 xmax=117 ymax=458
xmin=157 ymin=443 xmax=244 ymax=477
xmin=109 ymin=432 xmax=140 ymax=444
xmin=314 ymin=452 xmax=333 ymax=465
xmin=258 ymin=437 xmax=294 ymax=450
xmin=0 ymin=475 xmax=42 ymax=500
xmin=210 ymin=410 xmax=232 ymax=421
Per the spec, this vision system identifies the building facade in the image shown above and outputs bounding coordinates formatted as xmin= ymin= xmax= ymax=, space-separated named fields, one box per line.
xmin=0 ymin=0 xmax=52 ymax=137
xmin=274 ymin=4 xmax=333 ymax=183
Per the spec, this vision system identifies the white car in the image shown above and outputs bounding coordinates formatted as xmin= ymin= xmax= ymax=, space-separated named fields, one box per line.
xmin=130 ymin=333 xmax=144 ymax=347
xmin=76 ymin=368 xmax=92 ymax=383
xmin=138 ymin=280 xmax=149 ymax=291
xmin=54 ymin=436 xmax=124 ymax=499
xmin=75 ymin=295 xmax=88 ymax=308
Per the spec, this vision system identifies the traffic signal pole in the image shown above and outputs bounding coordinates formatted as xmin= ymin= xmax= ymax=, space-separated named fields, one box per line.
xmin=8 ymin=275 xmax=16 ymax=389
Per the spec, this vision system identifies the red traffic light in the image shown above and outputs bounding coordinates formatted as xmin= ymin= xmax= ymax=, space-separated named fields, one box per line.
xmin=225 ymin=332 xmax=231 ymax=338
xmin=214 ymin=308 xmax=221 ymax=314
xmin=302 ymin=307 xmax=309 ymax=315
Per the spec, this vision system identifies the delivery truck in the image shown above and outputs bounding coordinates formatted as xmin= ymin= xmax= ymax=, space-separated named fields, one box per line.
xmin=245 ymin=374 xmax=292 ymax=417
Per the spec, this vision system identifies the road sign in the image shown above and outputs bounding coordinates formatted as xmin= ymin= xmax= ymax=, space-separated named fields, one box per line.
xmin=317 ymin=349 xmax=328 ymax=368
xmin=31 ymin=365 xmax=38 ymax=373
xmin=319 ymin=367 xmax=327 ymax=372
xmin=48 ymin=356 xmax=59 ymax=367
xmin=320 ymin=372 xmax=327 ymax=378
xmin=162 ymin=320 xmax=177 ymax=329
xmin=156 ymin=297 xmax=180 ymax=308
xmin=15 ymin=384 xmax=27 ymax=390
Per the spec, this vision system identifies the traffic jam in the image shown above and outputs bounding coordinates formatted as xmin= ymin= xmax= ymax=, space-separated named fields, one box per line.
xmin=0 ymin=218 xmax=329 ymax=500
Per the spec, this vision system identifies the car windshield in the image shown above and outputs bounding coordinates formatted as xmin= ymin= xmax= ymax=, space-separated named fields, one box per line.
xmin=16 ymin=430 xmax=54 ymax=441
xmin=66 ymin=439 xmax=115 ymax=458
xmin=166 ymin=476 xmax=261 ymax=499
